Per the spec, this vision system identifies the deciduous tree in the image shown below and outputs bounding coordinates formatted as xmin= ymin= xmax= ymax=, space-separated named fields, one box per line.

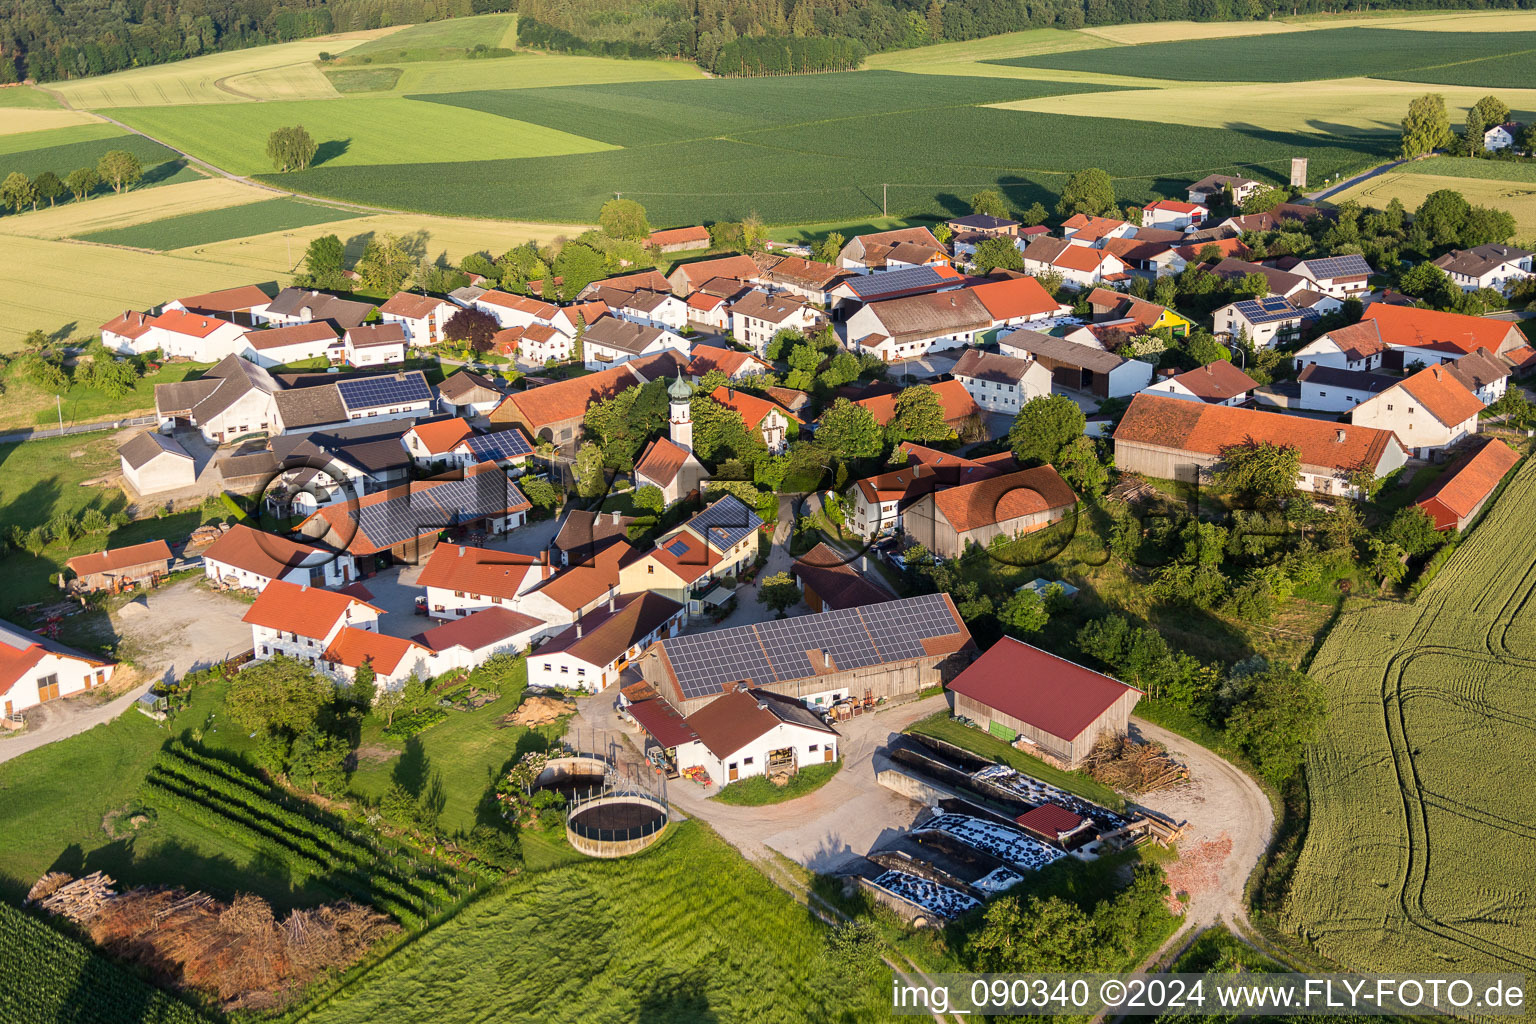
xmin=355 ymin=232 xmax=414 ymax=295
xmin=32 ymin=170 xmax=63 ymax=207
xmin=972 ymin=235 xmax=1023 ymax=273
xmin=884 ymin=386 xmax=951 ymax=444
xmin=96 ymin=149 xmax=142 ymax=193
xmin=1056 ymin=167 xmax=1116 ymax=218
xmin=969 ymin=188 xmax=1008 ymax=219
xmin=1213 ymin=439 xmax=1299 ymax=501
xmin=266 ymin=124 xmax=319 ymax=172
xmin=599 ymin=198 xmax=650 ymax=240
xmin=443 ymin=307 xmax=499 ymax=351
xmin=813 ymin=397 xmax=883 ymax=458
xmin=1008 ymin=394 xmax=1084 ymax=466
xmin=1399 ymin=93 xmax=1454 ymax=159
xmin=757 ymin=571 xmax=801 ymax=615
xmin=0 ymin=172 xmax=35 ymax=213
xmin=64 ymin=167 xmax=99 ymax=201
xmin=299 ymin=233 xmax=348 ymax=290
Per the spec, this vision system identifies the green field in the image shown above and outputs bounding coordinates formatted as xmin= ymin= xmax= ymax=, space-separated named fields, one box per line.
xmin=336 ymin=13 xmax=518 ymax=63
xmin=301 ymin=821 xmax=890 ymax=1024
xmin=1400 ymin=155 xmax=1536 ymax=183
xmin=0 ymin=122 xmax=124 ymax=157
xmin=988 ymin=27 xmax=1536 ymax=86
xmin=0 ymin=903 xmax=214 ymax=1024
xmin=1281 ymin=455 xmax=1536 ymax=978
xmin=324 ymin=67 xmax=405 ymax=93
xmin=78 ymin=197 xmax=365 ymax=250
xmin=0 ymin=131 xmax=198 ymax=197
xmin=107 ymin=96 xmax=616 ymax=176
xmin=0 ymin=85 xmax=65 ymax=109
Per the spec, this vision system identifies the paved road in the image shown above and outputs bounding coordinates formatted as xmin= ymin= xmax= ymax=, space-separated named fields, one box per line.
xmin=1306 ymin=157 xmax=1410 ymax=202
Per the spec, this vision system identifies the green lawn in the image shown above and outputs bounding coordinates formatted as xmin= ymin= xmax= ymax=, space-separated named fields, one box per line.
xmin=107 ymin=96 xmax=616 ymax=177
xmin=15 ymin=359 xmax=212 ymax=428
xmin=345 ymin=656 xmax=569 ymax=834
xmin=906 ymin=710 xmax=1125 ymax=810
xmin=300 ymin=820 xmax=894 ymax=1024
xmin=324 ymin=67 xmax=405 ymax=93
xmin=712 ymin=761 xmax=841 ymax=806
xmin=337 ymin=14 xmax=518 ymax=63
xmin=77 ymin=197 xmax=364 ymax=250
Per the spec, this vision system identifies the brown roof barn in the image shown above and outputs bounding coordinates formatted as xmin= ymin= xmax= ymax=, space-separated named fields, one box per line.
xmin=901 ymin=465 xmax=1078 ymax=559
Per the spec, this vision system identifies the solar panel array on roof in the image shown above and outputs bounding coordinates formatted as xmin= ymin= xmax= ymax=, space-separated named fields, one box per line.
xmin=1234 ymin=296 xmax=1303 ymax=325
xmin=686 ymin=494 xmax=763 ymax=552
xmin=663 ymin=592 xmax=959 ymax=699
xmin=1301 ymin=254 xmax=1371 ymax=280
xmin=842 ymin=265 xmax=946 ymax=299
xmin=666 ymin=539 xmax=689 ymax=557
xmin=351 ymin=473 xmax=527 ymax=549
xmin=335 ymin=373 xmax=432 ymax=412
xmin=466 ymin=428 xmax=533 ymax=461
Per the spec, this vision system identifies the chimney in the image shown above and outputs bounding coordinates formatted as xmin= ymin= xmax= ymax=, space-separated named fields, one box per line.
xmin=608 ymin=595 xmax=616 ymax=613
xmin=611 ymin=510 xmax=621 ymax=524
xmin=727 ymin=386 xmax=735 ymax=400
xmin=859 ymin=555 xmax=868 ymax=573
xmin=1336 ymin=429 xmax=1346 ymax=442
xmin=576 ymin=622 xmax=583 ymax=638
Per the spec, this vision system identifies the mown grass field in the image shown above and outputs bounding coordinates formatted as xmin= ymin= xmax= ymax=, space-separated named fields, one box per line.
xmin=990 ymin=27 xmax=1536 ymax=86
xmin=44 ymin=29 xmax=399 ymax=108
xmin=1337 ymin=171 xmax=1536 ymax=239
xmin=79 ymin=197 xmax=366 ymax=250
xmin=1282 ymin=455 xmax=1536 ymax=978
xmin=335 ymin=12 xmax=517 ymax=63
xmin=0 ymin=121 xmax=124 ymax=156
xmin=0 ymin=358 xmax=209 ymax=431
xmin=301 ymin=820 xmax=891 ymax=1024
xmin=108 ymin=96 xmax=616 ymax=176
xmin=324 ymin=67 xmax=405 ymax=93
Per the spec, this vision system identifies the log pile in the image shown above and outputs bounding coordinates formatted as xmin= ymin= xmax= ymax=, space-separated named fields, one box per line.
xmin=26 ymin=872 xmax=396 ymax=1012
xmin=1083 ymin=734 xmax=1188 ymax=793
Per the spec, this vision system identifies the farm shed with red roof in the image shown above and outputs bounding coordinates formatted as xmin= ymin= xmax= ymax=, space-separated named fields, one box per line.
xmin=1415 ymin=438 xmax=1522 ymax=531
xmin=946 ymin=636 xmax=1142 ymax=768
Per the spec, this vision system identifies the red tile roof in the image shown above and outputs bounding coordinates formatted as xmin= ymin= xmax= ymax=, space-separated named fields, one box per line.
xmin=948 ymin=636 xmax=1141 ymax=741
xmin=243 ymin=321 xmax=338 ymax=351
xmin=528 ymin=541 xmax=632 ymax=611
xmin=1166 ymin=359 xmax=1258 ymax=402
xmin=969 ymin=276 xmax=1061 ymax=321
xmin=1317 ymin=320 xmax=1387 ymax=361
xmin=682 ymin=686 xmax=835 ymax=759
xmin=635 ymin=436 xmax=694 ymax=488
xmin=853 ymin=380 xmax=979 ymax=429
xmin=1061 ymin=214 xmax=1127 ymax=241
xmin=1416 ymin=438 xmax=1522 ymax=530
xmin=324 ymin=626 xmax=425 ymax=675
xmin=1393 ymin=364 xmax=1485 ymax=426
xmin=1014 ymin=802 xmax=1087 ymax=839
xmin=477 ymin=291 xmax=560 ymax=320
xmin=1143 ymin=199 xmax=1205 ymax=214
xmin=670 ymin=255 xmax=760 ymax=289
xmin=408 ymin=417 xmax=473 ymax=454
xmin=242 ymin=579 xmax=380 ymax=638
xmin=1116 ymin=392 xmax=1402 ymax=473
xmin=1362 ymin=303 xmax=1521 ymax=355
xmin=648 ymin=226 xmax=710 ymax=248
xmin=379 ymin=292 xmax=446 ymax=319
xmin=627 ymin=697 xmax=697 ymax=748
xmin=416 ymin=544 xmax=546 ymax=600
xmin=687 ymin=346 xmax=766 ymax=378
xmin=930 ymin=465 xmax=1078 ymax=534
xmin=1054 ymin=245 xmax=1118 ymax=273
xmin=414 ymin=606 xmax=544 ymax=652
xmin=710 ymin=385 xmax=800 ymax=429
xmin=494 ymin=363 xmax=639 ymax=429
xmin=149 ymin=308 xmax=232 ymax=338
xmin=644 ymin=529 xmax=721 ymax=584
xmin=102 ymin=310 xmax=154 ymax=339
xmin=65 ymin=540 xmax=172 ymax=578
xmin=203 ymin=524 xmax=325 ymax=580
xmin=535 ymin=592 xmax=683 ymax=669
xmin=176 ymin=285 xmax=271 ymax=312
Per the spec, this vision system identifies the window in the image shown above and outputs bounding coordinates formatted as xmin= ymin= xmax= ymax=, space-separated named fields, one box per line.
xmin=647 ymin=564 xmax=654 ymax=574
xmin=808 ymin=744 xmax=819 ymax=752
xmin=543 ymin=663 xmax=552 ymax=672
xmin=560 ymin=665 xmax=568 ymax=673
xmin=743 ymin=757 xmax=754 ymax=766
xmin=577 ymin=667 xmax=586 ymax=676
xmin=728 ymin=761 xmax=737 ymax=771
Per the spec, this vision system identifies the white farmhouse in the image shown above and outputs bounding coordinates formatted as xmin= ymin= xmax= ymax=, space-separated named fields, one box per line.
xmin=670 ymin=686 xmax=840 ymax=785
xmin=0 ymin=619 xmax=115 ymax=717
xmin=379 ymin=291 xmax=458 ymax=347
xmin=1430 ymin=244 xmax=1534 ymax=296
xmin=203 ymin=523 xmax=358 ymax=590
xmin=243 ymin=579 xmax=382 ymax=672
xmin=527 ymin=592 xmax=686 ymax=694
xmin=1351 ymin=364 xmax=1485 ymax=458
xmin=950 ymin=349 xmax=1051 ymax=415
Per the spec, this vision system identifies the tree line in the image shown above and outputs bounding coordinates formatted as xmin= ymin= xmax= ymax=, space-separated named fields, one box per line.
xmin=0 ymin=149 xmax=143 ymax=214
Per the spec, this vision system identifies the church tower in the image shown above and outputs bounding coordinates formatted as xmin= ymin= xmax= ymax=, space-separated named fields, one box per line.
xmin=668 ymin=371 xmax=693 ymax=452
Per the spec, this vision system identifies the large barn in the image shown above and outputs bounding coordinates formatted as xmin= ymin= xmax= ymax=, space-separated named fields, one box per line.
xmin=945 ymin=636 xmax=1141 ymax=769
xmin=637 ymin=592 xmax=972 ymax=716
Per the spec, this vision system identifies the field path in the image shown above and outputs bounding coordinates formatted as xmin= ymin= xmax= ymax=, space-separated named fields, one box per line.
xmin=1307 ymin=155 xmax=1410 ymax=200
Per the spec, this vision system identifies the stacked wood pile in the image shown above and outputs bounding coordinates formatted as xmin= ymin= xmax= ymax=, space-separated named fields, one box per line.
xmin=26 ymin=872 xmax=396 ymax=1012
xmin=1083 ymin=734 xmax=1188 ymax=793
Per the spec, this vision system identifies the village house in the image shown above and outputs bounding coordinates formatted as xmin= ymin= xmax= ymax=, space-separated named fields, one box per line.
xmin=903 ymin=465 xmax=1078 ymax=558
xmin=437 ymin=369 xmax=506 ymax=418
xmin=581 ymin=316 xmax=688 ymax=371
xmin=204 ymin=523 xmax=357 ymax=590
xmin=166 ymin=285 xmax=274 ymax=327
xmin=1281 ymin=254 xmax=1374 ymax=298
xmin=664 ymin=685 xmax=841 ymax=784
xmin=619 ymin=494 xmax=764 ymax=609
xmin=1060 ymin=214 xmax=1135 ymax=246
xmin=969 ymin=275 xmax=1068 ymax=331
xmin=489 ymin=361 xmax=643 ymax=445
xmin=528 ymin=592 xmax=687 ymax=693
xmin=517 ymin=541 xmax=633 ymax=628
xmin=636 ymin=591 xmax=971 ymax=716
xmin=728 ymin=289 xmax=821 ymax=356
xmin=852 ymin=378 xmax=981 ymax=437
xmin=826 ymin=265 xmax=964 ymax=319
xmin=1212 ymin=296 xmax=1314 ymax=348
xmin=575 ymin=269 xmax=671 ymax=304
xmin=378 ymin=292 xmax=458 ymax=347
xmin=1144 ymin=360 xmax=1258 ymax=407
xmin=1443 ymin=348 xmax=1511 ymax=405
xmin=415 ymin=544 xmax=555 ymax=621
xmin=710 ymin=385 xmax=799 ymax=453
xmin=998 ymin=330 xmax=1155 ymax=399
xmin=1187 ymin=174 xmax=1263 ymax=206
xmin=63 ymin=540 xmax=173 ymax=595
xmin=473 ymin=291 xmax=577 ymax=336
xmin=101 ymin=310 xmax=155 ymax=353
xmin=1141 ymin=199 xmax=1207 ymax=231
xmin=1021 ymin=237 xmax=1129 ymax=290
xmin=105 ymin=308 xmax=248 ymax=361
xmin=947 ymin=213 xmax=1020 ymax=238
xmin=244 ymin=579 xmax=382 ymax=671
xmin=238 ymin=322 xmax=339 ymax=368
xmin=261 ymin=288 xmax=373 ymax=331
xmin=118 ymin=431 xmax=197 ymax=495
xmin=1086 ymin=287 xmax=1193 ymax=338
xmin=0 ymin=619 xmax=115 ymax=717
xmin=339 ymin=323 xmax=408 ymax=367
xmin=1430 ymin=244 xmax=1534 ymax=295
xmin=755 ymin=255 xmax=846 ymax=304
xmin=790 ymin=542 xmax=893 ymax=612
xmin=412 ymin=606 xmax=546 ymax=674
xmin=845 ymin=289 xmax=993 ymax=361
xmin=1351 ymin=363 xmax=1484 ymax=457
xmin=1292 ymin=319 xmax=1389 ymax=372
xmin=401 ymin=417 xmax=473 ymax=467
xmin=1483 ymin=121 xmax=1523 ymax=151
xmin=1358 ymin=302 xmax=1527 ymax=369
xmin=836 ymin=227 xmax=946 ymax=274
xmin=848 ymin=447 xmax=1008 ymax=538
xmin=155 ymin=354 xmax=282 ymax=443
xmin=495 ymin=323 xmax=573 ymax=365
xmin=1114 ymin=392 xmax=1409 ymax=497
xmin=685 ymin=291 xmax=730 ymax=331
xmin=951 ymin=349 xmax=1052 ymax=415
xmin=946 ymin=636 xmax=1141 ymax=769
xmin=551 ymin=510 xmax=635 ymax=567
xmin=322 ymin=626 xmax=430 ymax=690
xmin=647 ymin=225 xmax=711 ymax=253
xmin=666 ymin=254 xmax=763 ymax=295
xmin=686 ymin=345 xmax=773 ymax=381
xmin=1213 ymin=202 xmax=1330 ymax=236
xmin=603 ymin=287 xmax=689 ymax=332
xmin=1295 ymin=364 xmax=1398 ymax=412
xmin=1210 ymin=257 xmax=1309 ymax=299
xmin=1416 ymin=438 xmax=1522 ymax=531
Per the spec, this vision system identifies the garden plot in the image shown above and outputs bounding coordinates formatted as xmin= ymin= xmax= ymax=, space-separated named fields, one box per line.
xmin=871 ymin=870 xmax=980 ymax=920
xmin=972 ymin=866 xmax=1026 ymax=895
xmin=915 ymin=813 xmax=1065 ymax=872
xmin=972 ymin=763 xmax=1127 ymax=830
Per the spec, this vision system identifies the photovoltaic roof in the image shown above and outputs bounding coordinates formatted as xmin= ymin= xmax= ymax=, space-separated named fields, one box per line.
xmin=335 ymin=372 xmax=432 ymax=412
xmin=840 ymin=265 xmax=947 ymax=299
xmin=662 ymin=592 xmax=961 ymax=699
xmin=1300 ymin=254 xmax=1372 ymax=280
xmin=1233 ymin=296 xmax=1303 ymax=325
xmin=466 ymin=428 xmax=533 ymax=461
xmin=685 ymin=493 xmax=763 ymax=552
xmin=350 ymin=473 xmax=527 ymax=549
